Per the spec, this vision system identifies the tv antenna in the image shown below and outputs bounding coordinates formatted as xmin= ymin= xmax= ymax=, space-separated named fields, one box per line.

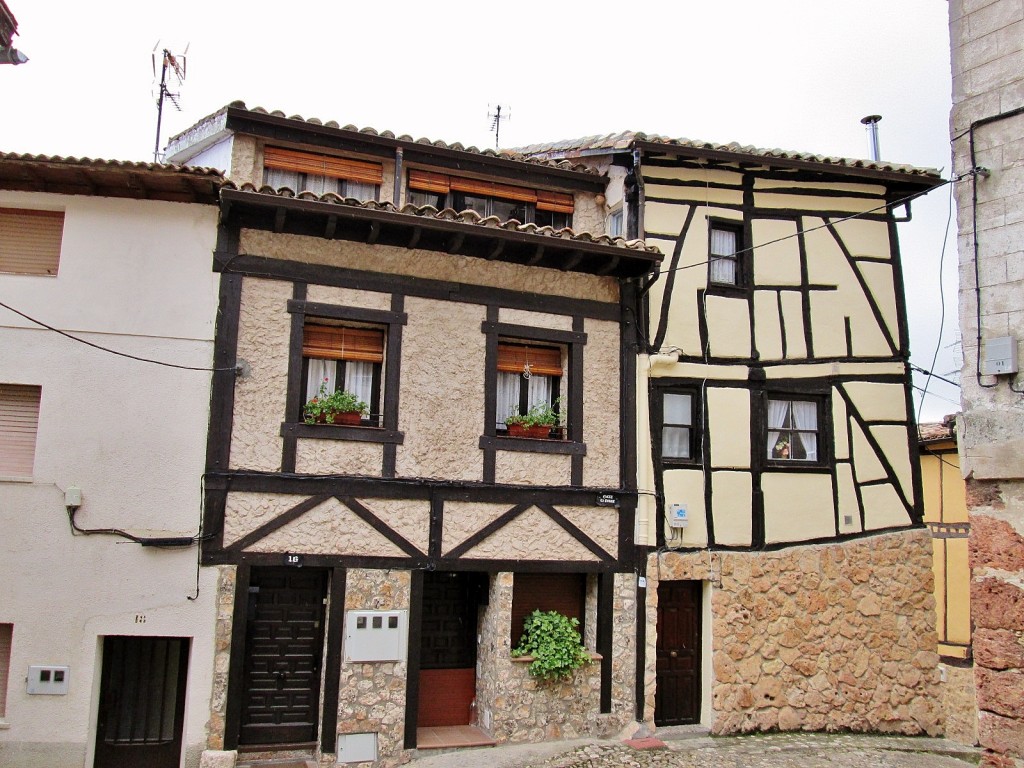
xmin=152 ymin=43 xmax=188 ymax=163
xmin=487 ymin=104 xmax=510 ymax=149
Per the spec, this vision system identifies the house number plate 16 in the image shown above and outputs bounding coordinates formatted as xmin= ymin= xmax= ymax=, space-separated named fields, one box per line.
xmin=283 ymin=553 xmax=304 ymax=566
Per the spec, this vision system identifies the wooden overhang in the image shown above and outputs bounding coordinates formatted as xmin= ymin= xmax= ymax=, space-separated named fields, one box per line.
xmin=0 ymin=154 xmax=224 ymax=204
xmin=221 ymin=106 xmax=608 ymax=194
xmin=220 ymin=188 xmax=663 ymax=279
xmin=633 ymin=139 xmax=945 ymax=191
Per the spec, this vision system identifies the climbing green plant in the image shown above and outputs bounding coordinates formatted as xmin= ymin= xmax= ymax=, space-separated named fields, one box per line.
xmin=511 ymin=610 xmax=591 ymax=682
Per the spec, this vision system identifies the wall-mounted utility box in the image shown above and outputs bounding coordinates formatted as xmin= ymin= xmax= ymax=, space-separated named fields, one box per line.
xmin=668 ymin=504 xmax=689 ymax=528
xmin=982 ymin=335 xmax=1019 ymax=375
xmin=337 ymin=732 xmax=377 ymax=763
xmin=345 ymin=610 xmax=407 ymax=662
xmin=27 ymin=665 xmax=70 ymax=694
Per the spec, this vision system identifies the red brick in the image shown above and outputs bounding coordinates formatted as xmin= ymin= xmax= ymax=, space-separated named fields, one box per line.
xmin=976 ymin=629 xmax=1024 ymax=671
xmin=974 ymin=579 xmax=1024 ymax=632
xmin=972 ymin=515 xmax=1024 ymax=571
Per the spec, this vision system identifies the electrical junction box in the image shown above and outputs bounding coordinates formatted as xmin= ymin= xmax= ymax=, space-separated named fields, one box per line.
xmin=27 ymin=665 xmax=70 ymax=695
xmin=668 ymin=504 xmax=689 ymax=528
xmin=337 ymin=732 xmax=377 ymax=763
xmin=344 ymin=610 xmax=407 ymax=662
xmin=982 ymin=335 xmax=1019 ymax=375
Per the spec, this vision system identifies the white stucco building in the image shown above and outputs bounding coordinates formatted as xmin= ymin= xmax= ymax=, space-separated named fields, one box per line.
xmin=0 ymin=154 xmax=223 ymax=768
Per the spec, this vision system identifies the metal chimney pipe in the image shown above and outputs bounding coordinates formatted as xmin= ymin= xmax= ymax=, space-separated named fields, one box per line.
xmin=860 ymin=114 xmax=882 ymax=161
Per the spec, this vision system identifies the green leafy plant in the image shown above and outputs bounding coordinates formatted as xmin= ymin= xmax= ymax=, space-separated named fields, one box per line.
xmin=303 ymin=379 xmax=368 ymax=424
xmin=504 ymin=398 xmax=564 ymax=429
xmin=511 ymin=609 xmax=591 ymax=682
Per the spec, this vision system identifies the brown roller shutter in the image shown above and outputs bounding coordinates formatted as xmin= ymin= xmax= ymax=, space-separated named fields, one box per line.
xmin=0 ymin=384 xmax=41 ymax=477
xmin=497 ymin=344 xmax=562 ymax=376
xmin=0 ymin=208 xmax=64 ymax=276
xmin=511 ymin=573 xmax=586 ymax=646
xmin=450 ymin=177 xmax=537 ymax=203
xmin=536 ymin=190 xmax=575 ymax=213
xmin=302 ymin=325 xmax=384 ymax=363
xmin=407 ymin=169 xmax=451 ymax=194
xmin=263 ymin=147 xmax=383 ymax=185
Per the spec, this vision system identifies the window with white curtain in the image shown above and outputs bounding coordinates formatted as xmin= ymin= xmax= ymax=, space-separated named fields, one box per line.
xmin=661 ymin=391 xmax=697 ymax=462
xmin=495 ymin=342 xmax=562 ymax=432
xmin=302 ymin=323 xmax=384 ymax=426
xmin=709 ymin=221 xmax=742 ymax=287
xmin=767 ymin=397 xmax=820 ymax=462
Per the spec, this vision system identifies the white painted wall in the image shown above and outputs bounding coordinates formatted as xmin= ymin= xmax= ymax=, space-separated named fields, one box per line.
xmin=0 ymin=191 xmax=220 ymax=768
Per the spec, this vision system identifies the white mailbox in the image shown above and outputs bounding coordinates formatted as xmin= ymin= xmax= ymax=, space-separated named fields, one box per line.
xmin=345 ymin=610 xmax=407 ymax=662
xmin=27 ymin=665 xmax=70 ymax=695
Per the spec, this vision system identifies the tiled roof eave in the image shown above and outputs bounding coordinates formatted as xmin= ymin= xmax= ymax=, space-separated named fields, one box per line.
xmin=219 ymin=186 xmax=662 ymax=279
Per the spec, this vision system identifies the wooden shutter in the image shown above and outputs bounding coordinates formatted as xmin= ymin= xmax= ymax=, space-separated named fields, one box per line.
xmin=263 ymin=147 xmax=383 ymax=185
xmin=0 ymin=624 xmax=10 ymax=717
xmin=511 ymin=573 xmax=586 ymax=645
xmin=0 ymin=384 xmax=40 ymax=477
xmin=497 ymin=344 xmax=562 ymax=376
xmin=536 ymin=190 xmax=574 ymax=213
xmin=0 ymin=208 xmax=64 ymax=276
xmin=408 ymin=169 xmax=451 ymax=194
xmin=449 ymin=177 xmax=537 ymax=203
xmin=302 ymin=325 xmax=384 ymax=363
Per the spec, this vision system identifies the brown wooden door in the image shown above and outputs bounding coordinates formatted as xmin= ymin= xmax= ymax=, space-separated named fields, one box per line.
xmin=94 ymin=636 xmax=190 ymax=768
xmin=240 ymin=568 xmax=327 ymax=746
xmin=655 ymin=580 xmax=702 ymax=726
xmin=417 ymin=572 xmax=479 ymax=727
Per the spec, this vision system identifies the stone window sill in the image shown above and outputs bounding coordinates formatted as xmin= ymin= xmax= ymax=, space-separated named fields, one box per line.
xmin=479 ymin=435 xmax=586 ymax=456
xmin=280 ymin=422 xmax=404 ymax=445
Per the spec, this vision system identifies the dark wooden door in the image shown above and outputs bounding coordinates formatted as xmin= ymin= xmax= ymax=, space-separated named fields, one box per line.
xmin=655 ymin=580 xmax=702 ymax=726
xmin=94 ymin=636 xmax=190 ymax=768
xmin=240 ymin=568 xmax=327 ymax=746
xmin=418 ymin=572 xmax=479 ymax=727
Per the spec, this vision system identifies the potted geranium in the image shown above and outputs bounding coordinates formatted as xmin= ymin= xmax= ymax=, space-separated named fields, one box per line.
xmin=504 ymin=407 xmax=530 ymax=437
xmin=303 ymin=380 xmax=368 ymax=425
xmin=504 ymin=399 xmax=564 ymax=439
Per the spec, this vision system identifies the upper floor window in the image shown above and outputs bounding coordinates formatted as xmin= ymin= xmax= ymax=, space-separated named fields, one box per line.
xmin=767 ymin=397 xmax=821 ymax=463
xmin=660 ymin=390 xmax=698 ymax=463
xmin=263 ymin=147 xmax=382 ymax=200
xmin=407 ymin=170 xmax=573 ymax=229
xmin=0 ymin=384 xmax=41 ymax=478
xmin=302 ymin=323 xmax=384 ymax=427
xmin=0 ymin=208 xmax=64 ymax=276
xmin=608 ymin=208 xmax=624 ymax=238
xmin=708 ymin=220 xmax=743 ymax=288
xmin=496 ymin=342 xmax=563 ymax=435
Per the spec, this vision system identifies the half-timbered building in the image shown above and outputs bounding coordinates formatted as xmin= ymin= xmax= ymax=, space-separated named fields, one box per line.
xmin=519 ymin=134 xmax=948 ymax=736
xmin=165 ymin=104 xmax=661 ymax=765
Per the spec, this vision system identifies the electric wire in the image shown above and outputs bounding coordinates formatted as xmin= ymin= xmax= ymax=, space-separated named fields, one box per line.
xmin=911 ymin=384 xmax=961 ymax=408
xmin=0 ymin=299 xmax=237 ymax=373
xmin=909 ymin=363 xmax=960 ymax=389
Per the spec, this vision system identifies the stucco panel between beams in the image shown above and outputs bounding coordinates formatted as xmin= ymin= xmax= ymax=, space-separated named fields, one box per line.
xmin=841 ymin=382 xmax=908 ymax=422
xmin=712 ymin=471 xmax=753 ymax=546
xmin=836 ymin=463 xmax=863 ymax=534
xmin=460 ymin=505 xmax=597 ymax=561
xmin=751 ymin=219 xmax=802 ymax=286
xmin=869 ymin=424 xmax=915 ymax=501
xmin=753 ymin=291 xmax=784 ymax=361
xmin=780 ymin=291 xmax=808 ymax=358
xmin=753 ymin=191 xmax=881 ymax=215
xmin=582 ymin=319 xmax=622 ymax=488
xmin=238 ymin=230 xmax=619 ymax=304
xmin=494 ymin=451 xmax=570 ymax=486
xmin=224 ymin=492 xmax=308 ymax=548
xmin=231 ymin=277 xmax=292 ymax=471
xmin=558 ymin=506 xmax=619 ymax=557
xmin=662 ymin=469 xmax=708 ymax=548
xmin=705 ymin=294 xmax=751 ymax=358
xmin=761 ymin=472 xmax=836 ymax=544
xmin=396 ymin=297 xmax=485 ymax=482
xmin=499 ymin=307 xmax=573 ymax=331
xmin=861 ymin=482 xmax=913 ymax=530
xmin=754 ymin=178 xmax=886 ymax=196
xmin=245 ymin=497 xmax=408 ymax=557
xmin=294 ymin=438 xmax=382 ymax=476
xmin=442 ymin=501 xmax=514 ymax=555
xmin=305 ymin=283 xmax=391 ymax=310
xmin=852 ymin=420 xmax=889 ymax=483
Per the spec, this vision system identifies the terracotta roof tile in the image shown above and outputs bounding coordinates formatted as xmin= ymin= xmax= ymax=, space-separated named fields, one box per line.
xmin=917 ymin=415 xmax=958 ymax=444
xmin=514 ymin=131 xmax=941 ymax=180
xmin=224 ymin=181 xmax=660 ymax=255
xmin=0 ymin=150 xmax=225 ymax=178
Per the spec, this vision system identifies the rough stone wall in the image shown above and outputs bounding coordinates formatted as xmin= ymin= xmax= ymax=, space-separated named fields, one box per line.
xmin=941 ymin=663 xmax=980 ymax=746
xmin=475 ymin=572 xmax=637 ymax=744
xmin=950 ymin=2 xmax=1024 ymax=763
xmin=206 ymin=566 xmax=236 ymax=751
xmin=645 ymin=529 xmax=941 ymax=736
xmin=338 ymin=569 xmax=411 ymax=766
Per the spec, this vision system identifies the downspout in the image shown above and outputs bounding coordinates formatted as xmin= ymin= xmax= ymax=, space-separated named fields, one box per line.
xmin=393 ymin=147 xmax=404 ymax=205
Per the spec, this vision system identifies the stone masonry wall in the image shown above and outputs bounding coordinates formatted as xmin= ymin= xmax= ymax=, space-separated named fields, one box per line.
xmin=475 ymin=572 xmax=637 ymax=744
xmin=645 ymin=529 xmax=941 ymax=736
xmin=206 ymin=566 xmax=236 ymax=751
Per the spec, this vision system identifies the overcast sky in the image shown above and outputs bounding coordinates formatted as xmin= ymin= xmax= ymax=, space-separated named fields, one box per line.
xmin=2 ymin=1 xmax=960 ymax=420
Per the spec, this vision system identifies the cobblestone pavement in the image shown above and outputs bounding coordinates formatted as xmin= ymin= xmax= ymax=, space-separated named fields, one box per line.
xmin=409 ymin=733 xmax=981 ymax=768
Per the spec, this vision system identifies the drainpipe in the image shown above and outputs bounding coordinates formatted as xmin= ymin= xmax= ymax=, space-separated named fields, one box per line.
xmin=393 ymin=147 xmax=404 ymax=206
xmin=630 ymin=147 xmax=646 ymax=241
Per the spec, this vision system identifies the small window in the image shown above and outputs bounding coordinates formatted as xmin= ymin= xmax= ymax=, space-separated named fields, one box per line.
xmin=661 ymin=391 xmax=697 ymax=462
xmin=0 ymin=384 xmax=41 ymax=477
xmin=608 ymin=208 xmax=623 ymax=238
xmin=263 ymin=147 xmax=382 ymax=201
xmin=708 ymin=221 xmax=743 ymax=287
xmin=496 ymin=342 xmax=563 ymax=435
xmin=511 ymin=573 xmax=585 ymax=647
xmin=0 ymin=623 xmax=10 ymax=717
xmin=302 ymin=324 xmax=384 ymax=426
xmin=767 ymin=397 xmax=820 ymax=462
xmin=0 ymin=208 xmax=64 ymax=276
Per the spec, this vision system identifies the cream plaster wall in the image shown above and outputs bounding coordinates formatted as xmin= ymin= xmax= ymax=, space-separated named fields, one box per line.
xmin=861 ymin=483 xmax=912 ymax=531
xmin=0 ymin=193 xmax=220 ymax=767
xmin=294 ymin=439 xmax=383 ymax=476
xmin=499 ymin=308 xmax=573 ymax=331
xmin=707 ymin=388 xmax=750 ymax=469
xmin=752 ymin=219 xmax=802 ymax=285
xmin=712 ymin=472 xmax=753 ymax=547
xmin=705 ymin=296 xmax=751 ymax=358
xmin=662 ymin=469 xmax=708 ymax=548
xmin=460 ymin=505 xmax=599 ymax=562
xmin=836 ymin=463 xmax=864 ymax=534
xmin=753 ymin=291 xmax=785 ymax=361
xmin=582 ymin=319 xmax=622 ymax=488
xmin=753 ymin=178 xmax=886 ymax=196
xmin=761 ymin=473 xmax=836 ymax=543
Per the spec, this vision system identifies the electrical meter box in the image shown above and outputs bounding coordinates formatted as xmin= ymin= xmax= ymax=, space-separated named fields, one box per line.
xmin=27 ymin=665 xmax=70 ymax=695
xmin=345 ymin=610 xmax=408 ymax=662
xmin=982 ymin=335 xmax=1019 ymax=375
xmin=668 ymin=504 xmax=689 ymax=528
xmin=337 ymin=732 xmax=377 ymax=763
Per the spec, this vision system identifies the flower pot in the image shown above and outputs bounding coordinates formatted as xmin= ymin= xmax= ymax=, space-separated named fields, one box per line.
xmin=317 ymin=411 xmax=362 ymax=426
xmin=526 ymin=424 xmax=552 ymax=439
xmin=507 ymin=423 xmax=528 ymax=437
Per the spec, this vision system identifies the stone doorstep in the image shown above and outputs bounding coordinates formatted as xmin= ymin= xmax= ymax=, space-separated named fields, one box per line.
xmin=652 ymin=724 xmax=712 ymax=741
